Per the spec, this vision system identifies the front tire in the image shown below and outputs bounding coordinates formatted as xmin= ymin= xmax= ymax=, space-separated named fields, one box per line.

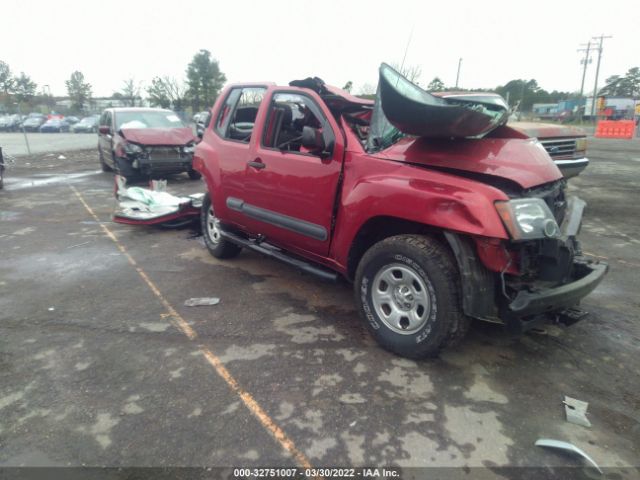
xmin=99 ymin=150 xmax=112 ymax=172
xmin=354 ymin=234 xmax=468 ymax=358
xmin=201 ymin=193 xmax=242 ymax=259
xmin=188 ymin=169 xmax=202 ymax=180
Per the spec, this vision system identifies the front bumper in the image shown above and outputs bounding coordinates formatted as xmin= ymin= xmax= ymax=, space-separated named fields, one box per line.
xmin=136 ymin=155 xmax=193 ymax=175
xmin=554 ymin=157 xmax=589 ymax=179
xmin=508 ymin=259 xmax=608 ymax=317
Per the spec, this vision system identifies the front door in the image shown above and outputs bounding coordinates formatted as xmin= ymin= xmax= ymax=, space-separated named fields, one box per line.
xmin=239 ymin=90 xmax=344 ymax=256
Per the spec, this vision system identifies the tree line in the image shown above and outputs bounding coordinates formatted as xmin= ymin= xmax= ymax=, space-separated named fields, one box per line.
xmin=0 ymin=49 xmax=225 ymax=114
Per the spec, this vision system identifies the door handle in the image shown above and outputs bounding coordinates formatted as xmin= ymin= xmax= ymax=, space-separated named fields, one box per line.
xmin=247 ymin=158 xmax=266 ymax=170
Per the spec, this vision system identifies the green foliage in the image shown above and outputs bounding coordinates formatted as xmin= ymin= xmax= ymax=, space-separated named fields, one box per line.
xmin=427 ymin=77 xmax=445 ymax=92
xmin=65 ymin=71 xmax=92 ymax=112
xmin=0 ymin=61 xmax=14 ymax=96
xmin=599 ymin=67 xmax=640 ymax=97
xmin=494 ymin=79 xmax=571 ymax=111
xmin=186 ymin=50 xmax=226 ymax=111
xmin=13 ymin=72 xmax=37 ymax=104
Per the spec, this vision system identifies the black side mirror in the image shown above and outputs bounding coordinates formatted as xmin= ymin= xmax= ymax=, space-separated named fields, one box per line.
xmin=301 ymin=126 xmax=327 ymax=155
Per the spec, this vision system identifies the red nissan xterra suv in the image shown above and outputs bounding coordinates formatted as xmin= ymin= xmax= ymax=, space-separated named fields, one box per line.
xmin=192 ymin=64 xmax=608 ymax=358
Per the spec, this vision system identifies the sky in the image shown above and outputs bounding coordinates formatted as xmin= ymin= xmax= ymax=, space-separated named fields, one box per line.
xmin=2 ymin=0 xmax=638 ymax=98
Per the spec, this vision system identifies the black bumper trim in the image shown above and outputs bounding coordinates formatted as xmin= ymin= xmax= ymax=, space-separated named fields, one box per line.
xmin=508 ymin=260 xmax=608 ymax=316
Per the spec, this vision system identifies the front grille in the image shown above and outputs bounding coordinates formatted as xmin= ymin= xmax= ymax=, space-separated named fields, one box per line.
xmin=539 ymin=138 xmax=577 ymax=159
xmin=148 ymin=147 xmax=184 ymax=161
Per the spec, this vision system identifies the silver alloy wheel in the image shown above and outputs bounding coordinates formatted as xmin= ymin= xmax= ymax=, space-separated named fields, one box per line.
xmin=371 ymin=263 xmax=432 ymax=334
xmin=206 ymin=204 xmax=221 ymax=245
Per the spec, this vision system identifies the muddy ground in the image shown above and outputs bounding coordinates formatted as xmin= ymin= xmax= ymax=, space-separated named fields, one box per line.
xmin=0 ymin=139 xmax=638 ymax=478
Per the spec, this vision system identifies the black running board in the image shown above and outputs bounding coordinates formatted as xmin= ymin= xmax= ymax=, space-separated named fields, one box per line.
xmin=220 ymin=230 xmax=339 ymax=283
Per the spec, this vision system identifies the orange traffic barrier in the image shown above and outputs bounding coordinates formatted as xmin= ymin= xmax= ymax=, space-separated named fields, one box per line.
xmin=595 ymin=120 xmax=636 ymax=139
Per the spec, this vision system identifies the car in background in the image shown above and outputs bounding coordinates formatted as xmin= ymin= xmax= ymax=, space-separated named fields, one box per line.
xmin=194 ymin=110 xmax=211 ymax=138
xmin=72 ymin=115 xmax=99 ymax=133
xmin=97 ymin=107 xmax=199 ymax=180
xmin=509 ymin=122 xmax=588 ymax=179
xmin=0 ymin=114 xmax=22 ymax=132
xmin=192 ymin=111 xmax=210 ymax=124
xmin=21 ymin=113 xmax=47 ymax=132
xmin=40 ymin=118 xmax=71 ymax=133
xmin=65 ymin=116 xmax=80 ymax=125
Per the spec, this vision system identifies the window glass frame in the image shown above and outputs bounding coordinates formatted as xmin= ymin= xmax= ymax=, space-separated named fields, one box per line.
xmin=260 ymin=90 xmax=335 ymax=158
xmin=214 ymin=87 xmax=266 ymax=144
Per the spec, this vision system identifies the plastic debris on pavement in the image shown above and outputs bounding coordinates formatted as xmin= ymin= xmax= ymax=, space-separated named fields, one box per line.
xmin=58 ymin=155 xmax=66 ymax=160
xmin=184 ymin=297 xmax=220 ymax=307
xmin=535 ymin=438 xmax=603 ymax=475
xmin=113 ymin=175 xmax=203 ymax=225
xmin=563 ymin=396 xmax=592 ymax=427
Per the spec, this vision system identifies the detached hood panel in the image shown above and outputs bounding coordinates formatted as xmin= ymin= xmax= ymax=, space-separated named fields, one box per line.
xmin=378 ymin=63 xmax=509 ymax=138
xmin=120 ymin=127 xmax=195 ymax=146
xmin=380 ymin=136 xmax=563 ymax=189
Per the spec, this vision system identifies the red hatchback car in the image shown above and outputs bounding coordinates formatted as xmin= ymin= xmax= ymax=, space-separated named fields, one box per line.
xmin=97 ymin=107 xmax=200 ymax=180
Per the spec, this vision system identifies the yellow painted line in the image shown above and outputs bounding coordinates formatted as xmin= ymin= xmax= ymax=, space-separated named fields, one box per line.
xmin=69 ymin=185 xmax=313 ymax=470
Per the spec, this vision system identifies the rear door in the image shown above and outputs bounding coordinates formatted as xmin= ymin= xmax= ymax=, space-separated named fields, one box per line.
xmin=238 ymin=89 xmax=344 ymax=256
xmin=209 ymin=87 xmax=267 ymax=228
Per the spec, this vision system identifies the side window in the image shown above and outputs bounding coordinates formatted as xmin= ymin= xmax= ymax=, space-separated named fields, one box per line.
xmin=104 ymin=112 xmax=113 ymax=130
xmin=262 ymin=93 xmax=333 ymax=155
xmin=215 ymin=87 xmax=266 ymax=143
xmin=99 ymin=112 xmax=108 ymax=126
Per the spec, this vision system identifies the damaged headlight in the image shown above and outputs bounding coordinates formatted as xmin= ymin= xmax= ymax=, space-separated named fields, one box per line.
xmin=123 ymin=142 xmax=145 ymax=155
xmin=182 ymin=143 xmax=196 ymax=154
xmin=495 ymin=198 xmax=560 ymax=241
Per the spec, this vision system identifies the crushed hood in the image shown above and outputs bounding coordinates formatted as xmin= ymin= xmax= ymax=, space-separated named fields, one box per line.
xmin=377 ymin=63 xmax=509 ymax=138
xmin=379 ymin=136 xmax=563 ymax=189
xmin=120 ymin=127 xmax=195 ymax=146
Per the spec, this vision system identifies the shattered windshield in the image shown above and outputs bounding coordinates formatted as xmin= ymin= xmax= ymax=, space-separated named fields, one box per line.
xmin=116 ymin=111 xmax=185 ymax=130
xmin=366 ymin=84 xmax=405 ymax=152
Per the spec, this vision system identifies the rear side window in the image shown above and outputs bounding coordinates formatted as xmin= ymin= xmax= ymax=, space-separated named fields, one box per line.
xmin=215 ymin=87 xmax=266 ymax=143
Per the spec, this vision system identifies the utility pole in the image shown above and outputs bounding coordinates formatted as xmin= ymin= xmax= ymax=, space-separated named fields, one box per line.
xmin=590 ymin=34 xmax=613 ymax=118
xmin=455 ymin=58 xmax=462 ymax=89
xmin=577 ymin=41 xmax=592 ymax=97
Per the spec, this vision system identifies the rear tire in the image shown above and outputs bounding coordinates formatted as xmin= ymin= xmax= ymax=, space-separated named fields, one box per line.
xmin=354 ymin=234 xmax=468 ymax=358
xmin=201 ymin=193 xmax=242 ymax=259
